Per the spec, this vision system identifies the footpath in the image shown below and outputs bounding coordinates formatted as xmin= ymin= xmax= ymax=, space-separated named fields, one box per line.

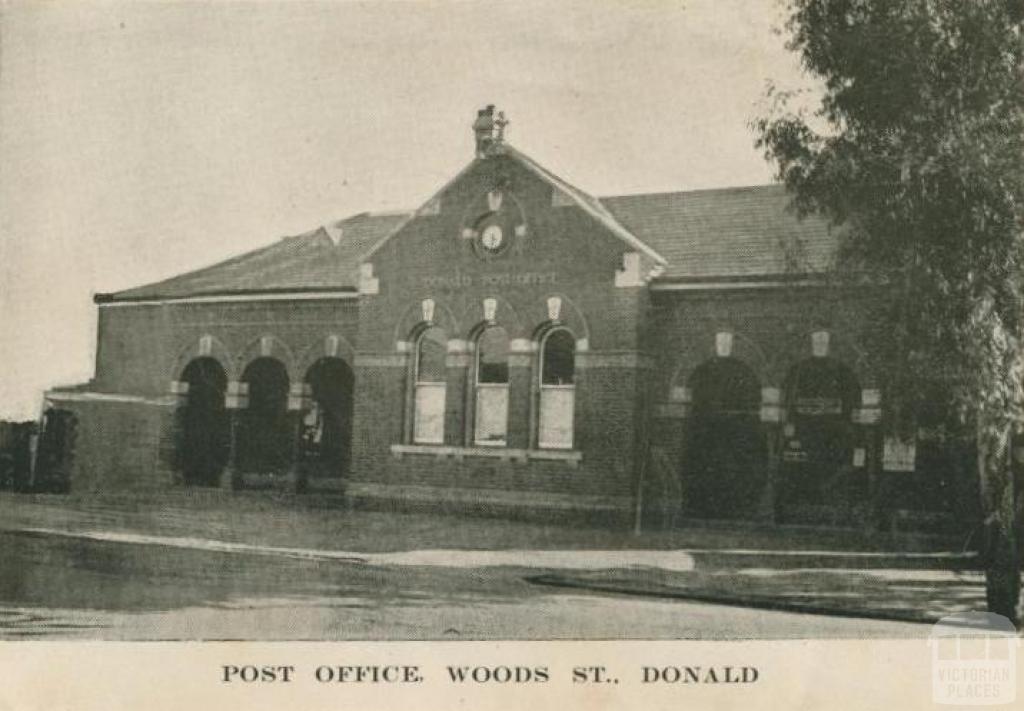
xmin=0 ymin=490 xmax=987 ymax=625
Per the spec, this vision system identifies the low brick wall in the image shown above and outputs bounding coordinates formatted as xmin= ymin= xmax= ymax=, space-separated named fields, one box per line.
xmin=44 ymin=394 xmax=177 ymax=492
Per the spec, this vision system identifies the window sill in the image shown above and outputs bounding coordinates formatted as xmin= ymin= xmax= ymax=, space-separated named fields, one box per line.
xmin=390 ymin=444 xmax=582 ymax=466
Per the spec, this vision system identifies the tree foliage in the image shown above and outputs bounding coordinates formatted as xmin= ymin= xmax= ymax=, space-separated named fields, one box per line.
xmin=756 ymin=0 xmax=1024 ymax=434
xmin=756 ymin=0 xmax=1024 ymax=621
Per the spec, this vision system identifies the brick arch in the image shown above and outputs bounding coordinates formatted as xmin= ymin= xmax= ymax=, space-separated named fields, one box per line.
xmin=526 ymin=293 xmax=591 ymax=347
xmin=169 ymin=334 xmax=236 ymax=383
xmin=235 ymin=334 xmax=298 ymax=382
xmin=295 ymin=333 xmax=356 ymax=376
xmin=777 ymin=327 xmax=876 ymax=389
xmin=453 ymin=295 xmax=525 ymax=340
xmin=668 ymin=327 xmax=771 ymax=396
xmin=393 ymin=298 xmax=460 ymax=345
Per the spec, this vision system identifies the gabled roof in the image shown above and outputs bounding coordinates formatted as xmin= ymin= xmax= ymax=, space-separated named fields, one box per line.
xmin=503 ymin=145 xmax=667 ymax=265
xmin=101 ymin=171 xmax=837 ymax=302
xmin=102 ymin=212 xmax=407 ymax=302
xmin=359 ymin=144 xmax=667 ymax=265
xmin=602 ymin=184 xmax=836 ymax=280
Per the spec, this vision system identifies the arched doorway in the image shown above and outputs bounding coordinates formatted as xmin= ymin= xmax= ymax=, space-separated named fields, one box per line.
xmin=779 ymin=358 xmax=862 ymax=520
xmin=302 ymin=357 xmax=354 ymax=478
xmin=683 ymin=358 xmax=764 ymax=519
xmin=178 ymin=357 xmax=229 ymax=486
xmin=238 ymin=357 xmax=291 ymax=476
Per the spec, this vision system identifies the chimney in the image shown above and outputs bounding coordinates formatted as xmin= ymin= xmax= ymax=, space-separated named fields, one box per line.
xmin=472 ymin=105 xmax=495 ymax=158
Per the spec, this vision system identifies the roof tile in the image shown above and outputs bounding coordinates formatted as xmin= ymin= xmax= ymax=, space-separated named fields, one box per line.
xmin=108 ymin=184 xmax=837 ymax=301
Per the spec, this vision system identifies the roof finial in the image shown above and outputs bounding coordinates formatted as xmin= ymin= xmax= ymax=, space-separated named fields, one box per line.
xmin=494 ymin=111 xmax=509 ymax=144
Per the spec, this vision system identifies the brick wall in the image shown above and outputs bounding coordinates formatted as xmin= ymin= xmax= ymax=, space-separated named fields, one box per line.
xmin=94 ymin=298 xmax=360 ymax=394
xmin=643 ymin=286 xmax=976 ymax=527
xmin=54 ymin=298 xmax=360 ymax=490
xmin=60 ymin=150 xmax=969 ymax=528
xmin=45 ymin=396 xmax=176 ymax=492
xmin=648 ymin=287 xmax=884 ymax=394
xmin=349 ymin=154 xmax=655 ymax=514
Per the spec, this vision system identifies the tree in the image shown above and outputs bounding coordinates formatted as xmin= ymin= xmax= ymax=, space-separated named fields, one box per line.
xmin=755 ymin=0 xmax=1024 ymax=623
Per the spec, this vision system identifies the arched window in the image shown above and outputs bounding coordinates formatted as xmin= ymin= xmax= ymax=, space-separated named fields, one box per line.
xmin=413 ymin=326 xmax=447 ymax=444
xmin=474 ymin=326 xmax=510 ymax=446
xmin=538 ymin=328 xmax=575 ymax=449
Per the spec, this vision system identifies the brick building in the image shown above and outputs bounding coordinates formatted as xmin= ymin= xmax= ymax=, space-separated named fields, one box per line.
xmin=45 ymin=108 xmax=976 ymax=530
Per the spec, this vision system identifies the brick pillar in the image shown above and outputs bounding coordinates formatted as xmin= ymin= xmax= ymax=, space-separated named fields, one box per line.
xmin=164 ymin=380 xmax=189 ymax=487
xmin=666 ymin=385 xmax=692 ymax=520
xmin=286 ymin=382 xmax=310 ymax=493
xmin=649 ymin=400 xmax=688 ymax=530
xmin=574 ymin=350 xmax=649 ymax=503
xmin=855 ymin=388 xmax=883 ymax=532
xmin=758 ymin=386 xmax=783 ymax=523
xmin=220 ymin=381 xmax=248 ymax=490
xmin=865 ymin=423 xmax=883 ymax=532
xmin=507 ymin=338 xmax=534 ymax=450
xmin=445 ymin=339 xmax=471 ymax=447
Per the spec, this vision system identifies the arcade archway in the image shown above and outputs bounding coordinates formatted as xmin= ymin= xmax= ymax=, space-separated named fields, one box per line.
xmin=178 ymin=357 xmax=230 ymax=486
xmin=683 ymin=357 xmax=764 ymax=519
xmin=779 ymin=357 xmax=863 ymax=520
xmin=238 ymin=357 xmax=291 ymax=476
xmin=301 ymin=357 xmax=354 ymax=478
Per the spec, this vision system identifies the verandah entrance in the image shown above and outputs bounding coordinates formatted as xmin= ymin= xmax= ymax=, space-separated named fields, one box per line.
xmin=237 ymin=357 xmax=291 ymax=477
xmin=178 ymin=357 xmax=230 ymax=486
xmin=301 ymin=357 xmax=355 ymax=479
xmin=777 ymin=357 xmax=866 ymax=524
xmin=682 ymin=357 xmax=766 ymax=519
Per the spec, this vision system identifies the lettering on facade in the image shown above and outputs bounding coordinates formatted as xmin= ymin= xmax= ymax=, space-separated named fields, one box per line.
xmin=421 ymin=268 xmax=557 ymax=290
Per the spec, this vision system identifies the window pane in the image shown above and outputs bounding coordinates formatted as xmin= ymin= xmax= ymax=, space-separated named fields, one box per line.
xmin=474 ymin=385 xmax=508 ymax=445
xmin=416 ymin=327 xmax=447 ymax=383
xmin=542 ymin=330 xmax=575 ymax=385
xmin=477 ymin=327 xmax=509 ymax=384
xmin=414 ymin=383 xmax=446 ymax=444
xmin=539 ymin=387 xmax=574 ymax=449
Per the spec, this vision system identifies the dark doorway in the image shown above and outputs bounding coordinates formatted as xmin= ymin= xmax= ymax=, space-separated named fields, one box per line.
xmin=302 ymin=357 xmax=355 ymax=478
xmin=238 ymin=357 xmax=291 ymax=476
xmin=683 ymin=358 xmax=764 ymax=519
xmin=779 ymin=358 xmax=863 ymax=520
xmin=179 ymin=357 xmax=229 ymax=486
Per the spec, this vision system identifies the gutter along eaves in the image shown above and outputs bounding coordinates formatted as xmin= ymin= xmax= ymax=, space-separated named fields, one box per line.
xmin=95 ymin=288 xmax=359 ymax=307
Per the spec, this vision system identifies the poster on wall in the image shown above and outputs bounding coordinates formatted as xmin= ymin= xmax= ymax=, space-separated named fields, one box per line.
xmin=882 ymin=437 xmax=917 ymax=472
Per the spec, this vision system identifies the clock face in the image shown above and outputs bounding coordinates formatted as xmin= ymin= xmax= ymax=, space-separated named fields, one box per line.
xmin=480 ymin=224 xmax=504 ymax=252
xmin=463 ymin=188 xmax=526 ymax=259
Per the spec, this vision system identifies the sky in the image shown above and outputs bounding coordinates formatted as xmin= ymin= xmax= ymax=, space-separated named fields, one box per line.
xmin=0 ymin=0 xmax=815 ymax=420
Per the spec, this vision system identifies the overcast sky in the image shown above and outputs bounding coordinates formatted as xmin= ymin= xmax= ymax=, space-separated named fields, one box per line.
xmin=0 ymin=0 xmax=815 ymax=420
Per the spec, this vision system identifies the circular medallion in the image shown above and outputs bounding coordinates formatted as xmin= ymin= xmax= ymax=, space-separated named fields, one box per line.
xmin=461 ymin=187 xmax=526 ymax=260
xmin=471 ymin=216 xmax=513 ymax=258
xmin=480 ymin=224 xmax=504 ymax=252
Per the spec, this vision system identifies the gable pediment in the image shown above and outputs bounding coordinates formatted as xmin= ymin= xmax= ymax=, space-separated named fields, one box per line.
xmin=360 ymin=146 xmax=665 ymax=271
